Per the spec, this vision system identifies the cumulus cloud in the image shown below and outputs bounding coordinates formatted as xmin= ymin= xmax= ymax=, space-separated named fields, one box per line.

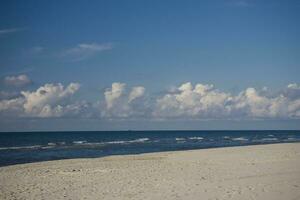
xmin=104 ymin=82 xmax=126 ymax=109
xmin=3 ymin=74 xmax=32 ymax=87
xmin=283 ymin=83 xmax=300 ymax=100
xmin=1 ymin=81 xmax=300 ymax=120
xmin=128 ymin=86 xmax=145 ymax=103
xmin=154 ymin=82 xmax=231 ymax=118
xmin=154 ymin=82 xmax=300 ymax=119
xmin=21 ymin=83 xmax=80 ymax=117
xmin=62 ymin=43 xmax=113 ymax=61
xmin=0 ymin=91 xmax=19 ymax=100
xmin=102 ymin=83 xmax=147 ymax=118
xmin=0 ymin=82 xmax=85 ymax=118
xmin=0 ymin=97 xmax=25 ymax=116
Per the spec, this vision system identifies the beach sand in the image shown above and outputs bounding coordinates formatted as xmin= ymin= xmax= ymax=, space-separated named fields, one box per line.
xmin=1 ymin=143 xmax=300 ymax=200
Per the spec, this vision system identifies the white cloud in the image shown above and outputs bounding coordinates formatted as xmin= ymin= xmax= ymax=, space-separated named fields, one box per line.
xmin=102 ymin=82 xmax=146 ymax=118
xmin=0 ymin=82 xmax=83 ymax=118
xmin=0 ymin=97 xmax=25 ymax=116
xmin=1 ymin=81 xmax=300 ymax=120
xmin=230 ymin=88 xmax=286 ymax=118
xmin=154 ymin=82 xmax=300 ymax=120
xmin=21 ymin=83 xmax=80 ymax=117
xmin=154 ymin=83 xmax=231 ymax=118
xmin=104 ymin=82 xmax=126 ymax=109
xmin=230 ymin=0 xmax=252 ymax=7
xmin=62 ymin=43 xmax=113 ymax=61
xmin=76 ymin=43 xmax=112 ymax=51
xmin=128 ymin=86 xmax=145 ymax=103
xmin=31 ymin=46 xmax=44 ymax=54
xmin=3 ymin=74 xmax=32 ymax=87
xmin=283 ymin=83 xmax=300 ymax=100
xmin=287 ymin=83 xmax=300 ymax=89
xmin=0 ymin=91 xmax=19 ymax=100
xmin=0 ymin=28 xmax=24 ymax=36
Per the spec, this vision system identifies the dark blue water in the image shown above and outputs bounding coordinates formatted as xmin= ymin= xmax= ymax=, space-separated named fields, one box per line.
xmin=0 ymin=130 xmax=299 ymax=167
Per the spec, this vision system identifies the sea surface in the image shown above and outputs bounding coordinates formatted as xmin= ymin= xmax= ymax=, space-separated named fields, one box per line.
xmin=0 ymin=130 xmax=299 ymax=167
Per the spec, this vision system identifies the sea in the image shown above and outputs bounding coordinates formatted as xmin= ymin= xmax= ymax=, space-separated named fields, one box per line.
xmin=0 ymin=130 xmax=299 ymax=167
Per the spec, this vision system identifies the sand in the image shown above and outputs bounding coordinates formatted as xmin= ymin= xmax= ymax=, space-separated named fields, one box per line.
xmin=1 ymin=143 xmax=300 ymax=200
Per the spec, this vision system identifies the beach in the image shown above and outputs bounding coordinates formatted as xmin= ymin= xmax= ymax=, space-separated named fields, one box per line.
xmin=1 ymin=143 xmax=300 ymax=200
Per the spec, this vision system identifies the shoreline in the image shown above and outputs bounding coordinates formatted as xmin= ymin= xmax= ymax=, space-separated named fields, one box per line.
xmin=1 ymin=143 xmax=300 ymax=199
xmin=1 ymin=141 xmax=299 ymax=168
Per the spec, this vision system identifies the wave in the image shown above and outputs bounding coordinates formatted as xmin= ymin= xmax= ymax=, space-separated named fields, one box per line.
xmin=58 ymin=142 xmax=66 ymax=145
xmin=104 ymin=138 xmax=150 ymax=145
xmin=232 ymin=137 xmax=248 ymax=141
xmin=129 ymin=138 xmax=149 ymax=143
xmin=84 ymin=142 xmax=104 ymax=145
xmin=286 ymin=137 xmax=297 ymax=141
xmin=73 ymin=141 xmax=87 ymax=144
xmin=260 ymin=138 xmax=278 ymax=141
xmin=0 ymin=141 xmax=68 ymax=150
xmin=0 ymin=138 xmax=152 ymax=151
xmin=188 ymin=137 xmax=203 ymax=140
xmin=41 ymin=146 xmax=56 ymax=149
xmin=175 ymin=138 xmax=185 ymax=141
xmin=106 ymin=140 xmax=126 ymax=144
xmin=0 ymin=145 xmax=42 ymax=150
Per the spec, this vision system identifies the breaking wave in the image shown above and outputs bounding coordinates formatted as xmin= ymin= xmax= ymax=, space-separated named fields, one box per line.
xmin=232 ymin=137 xmax=248 ymax=141
xmin=189 ymin=137 xmax=203 ymax=140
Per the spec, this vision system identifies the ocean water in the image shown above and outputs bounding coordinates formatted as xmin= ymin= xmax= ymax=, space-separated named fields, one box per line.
xmin=0 ymin=130 xmax=299 ymax=167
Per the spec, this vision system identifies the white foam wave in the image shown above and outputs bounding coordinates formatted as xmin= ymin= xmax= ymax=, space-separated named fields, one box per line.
xmin=84 ymin=142 xmax=105 ymax=146
xmin=0 ymin=138 xmax=150 ymax=151
xmin=73 ymin=141 xmax=87 ymax=144
xmin=0 ymin=145 xmax=42 ymax=150
xmin=107 ymin=140 xmax=127 ymax=144
xmin=175 ymin=138 xmax=185 ymax=141
xmin=58 ymin=142 xmax=66 ymax=145
xmin=106 ymin=138 xmax=150 ymax=145
xmin=287 ymin=137 xmax=296 ymax=140
xmin=189 ymin=137 xmax=203 ymax=140
xmin=41 ymin=146 xmax=56 ymax=149
xmin=232 ymin=137 xmax=248 ymax=141
xmin=129 ymin=138 xmax=149 ymax=143
xmin=260 ymin=138 xmax=278 ymax=141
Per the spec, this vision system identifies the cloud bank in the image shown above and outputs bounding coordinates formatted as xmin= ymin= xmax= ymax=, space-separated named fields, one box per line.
xmin=1 ymin=79 xmax=300 ymax=120
xmin=102 ymin=83 xmax=147 ymax=118
xmin=0 ymin=82 xmax=84 ymax=118
xmin=0 ymin=28 xmax=24 ymax=36
xmin=3 ymin=74 xmax=32 ymax=87
xmin=62 ymin=43 xmax=113 ymax=61
xmin=154 ymin=82 xmax=300 ymax=119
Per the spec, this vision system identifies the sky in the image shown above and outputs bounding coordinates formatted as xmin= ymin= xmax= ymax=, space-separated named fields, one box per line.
xmin=0 ymin=0 xmax=300 ymax=131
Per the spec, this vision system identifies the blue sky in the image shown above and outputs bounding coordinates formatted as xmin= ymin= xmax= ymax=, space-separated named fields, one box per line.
xmin=0 ymin=0 xmax=300 ymax=131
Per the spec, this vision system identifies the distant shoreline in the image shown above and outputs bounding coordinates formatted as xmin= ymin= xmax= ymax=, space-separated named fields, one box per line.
xmin=1 ymin=141 xmax=300 ymax=168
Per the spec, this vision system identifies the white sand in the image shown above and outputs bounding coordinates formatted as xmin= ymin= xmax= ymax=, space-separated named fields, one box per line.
xmin=1 ymin=143 xmax=300 ymax=200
